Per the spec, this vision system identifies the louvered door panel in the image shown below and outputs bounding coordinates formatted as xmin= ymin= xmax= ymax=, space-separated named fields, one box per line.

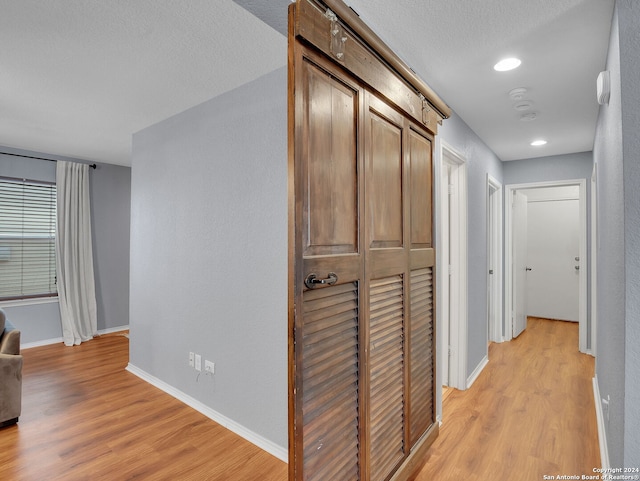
xmin=409 ymin=267 xmax=435 ymax=444
xmin=369 ymin=276 xmax=405 ymax=481
xmin=302 ymin=282 xmax=360 ymax=481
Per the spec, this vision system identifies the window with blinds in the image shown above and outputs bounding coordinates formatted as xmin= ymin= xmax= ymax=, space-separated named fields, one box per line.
xmin=0 ymin=177 xmax=57 ymax=301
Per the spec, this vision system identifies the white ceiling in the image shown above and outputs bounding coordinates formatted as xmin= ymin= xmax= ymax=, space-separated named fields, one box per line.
xmin=0 ymin=0 xmax=614 ymax=166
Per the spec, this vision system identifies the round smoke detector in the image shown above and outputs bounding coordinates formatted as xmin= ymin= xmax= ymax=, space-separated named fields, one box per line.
xmin=514 ymin=101 xmax=533 ymax=111
xmin=509 ymin=87 xmax=528 ymax=101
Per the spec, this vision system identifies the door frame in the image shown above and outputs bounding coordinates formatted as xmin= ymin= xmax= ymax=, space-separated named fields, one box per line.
xmin=438 ymin=141 xmax=468 ymax=390
xmin=504 ymin=179 xmax=588 ymax=352
xmin=487 ymin=175 xmax=503 ymax=343
xmin=591 ymin=163 xmax=598 ymax=357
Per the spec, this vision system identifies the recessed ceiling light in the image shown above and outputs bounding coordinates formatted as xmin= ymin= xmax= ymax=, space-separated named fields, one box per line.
xmin=494 ymin=58 xmax=521 ymax=72
xmin=530 ymin=140 xmax=547 ymax=146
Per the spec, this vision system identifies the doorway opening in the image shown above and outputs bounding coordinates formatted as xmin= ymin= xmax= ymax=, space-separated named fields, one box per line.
xmin=439 ymin=142 xmax=467 ymax=393
xmin=504 ymin=180 xmax=589 ymax=353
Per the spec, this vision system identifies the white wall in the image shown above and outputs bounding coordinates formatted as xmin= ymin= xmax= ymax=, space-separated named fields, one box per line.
xmin=129 ymin=66 xmax=288 ymax=452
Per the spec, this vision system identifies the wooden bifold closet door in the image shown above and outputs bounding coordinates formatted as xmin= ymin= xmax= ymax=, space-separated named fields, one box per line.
xmin=288 ymin=2 xmax=450 ymax=480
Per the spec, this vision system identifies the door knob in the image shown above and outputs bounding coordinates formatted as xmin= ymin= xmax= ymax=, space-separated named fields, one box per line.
xmin=305 ymin=272 xmax=338 ymax=289
xmin=525 ymin=267 xmax=532 ymax=271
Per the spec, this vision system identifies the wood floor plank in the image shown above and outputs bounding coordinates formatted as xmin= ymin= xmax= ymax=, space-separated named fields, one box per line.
xmin=416 ymin=317 xmax=600 ymax=481
xmin=0 ymin=333 xmax=287 ymax=481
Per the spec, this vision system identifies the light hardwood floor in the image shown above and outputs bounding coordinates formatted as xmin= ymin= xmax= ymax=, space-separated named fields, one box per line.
xmin=418 ymin=317 xmax=600 ymax=480
xmin=0 ymin=317 xmax=598 ymax=480
xmin=0 ymin=332 xmax=287 ymax=481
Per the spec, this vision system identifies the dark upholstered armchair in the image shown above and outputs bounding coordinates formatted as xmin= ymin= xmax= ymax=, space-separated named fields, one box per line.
xmin=0 ymin=308 xmax=22 ymax=427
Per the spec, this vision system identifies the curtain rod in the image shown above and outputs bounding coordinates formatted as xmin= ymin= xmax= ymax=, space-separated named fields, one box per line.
xmin=0 ymin=150 xmax=96 ymax=169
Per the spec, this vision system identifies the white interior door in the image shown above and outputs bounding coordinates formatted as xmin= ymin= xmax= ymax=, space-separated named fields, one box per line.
xmin=526 ymin=189 xmax=580 ymax=321
xmin=512 ymin=190 xmax=528 ymax=338
xmin=441 ymin=164 xmax=451 ymax=387
xmin=487 ymin=176 xmax=502 ymax=343
xmin=439 ymin=144 xmax=467 ymax=390
xmin=505 ymin=180 xmax=588 ymax=352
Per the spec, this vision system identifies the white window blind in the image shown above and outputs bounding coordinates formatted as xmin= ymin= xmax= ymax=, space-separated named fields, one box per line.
xmin=0 ymin=177 xmax=57 ymax=301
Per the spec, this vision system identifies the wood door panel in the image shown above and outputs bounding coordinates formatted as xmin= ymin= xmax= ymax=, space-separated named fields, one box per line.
xmin=369 ymin=275 xmax=405 ymax=481
xmin=293 ymin=0 xmax=448 ymax=133
xmin=303 ymin=256 xmax=361 ymax=285
xmin=410 ymin=248 xmax=435 ymax=270
xmin=303 ymin=59 xmax=359 ymax=257
xmin=369 ymin=249 xmax=406 ymax=280
xmin=368 ymin=110 xmax=403 ymax=249
xmin=409 ymin=129 xmax=433 ymax=248
xmin=409 ymin=267 xmax=435 ymax=445
xmin=301 ymin=282 xmax=360 ymax=481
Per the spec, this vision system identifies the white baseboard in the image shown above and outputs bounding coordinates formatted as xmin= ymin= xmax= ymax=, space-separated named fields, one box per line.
xmin=126 ymin=363 xmax=288 ymax=463
xmin=21 ymin=324 xmax=130 ymax=350
xmin=21 ymin=337 xmax=64 ymax=349
xmin=97 ymin=325 xmax=130 ymax=335
xmin=592 ymin=376 xmax=610 ymax=469
xmin=466 ymin=355 xmax=489 ymax=389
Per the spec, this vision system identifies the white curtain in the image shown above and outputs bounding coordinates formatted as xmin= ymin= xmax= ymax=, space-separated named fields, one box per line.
xmin=56 ymin=161 xmax=97 ymax=346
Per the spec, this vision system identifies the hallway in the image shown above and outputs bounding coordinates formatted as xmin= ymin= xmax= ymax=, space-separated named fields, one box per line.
xmin=417 ymin=317 xmax=599 ymax=480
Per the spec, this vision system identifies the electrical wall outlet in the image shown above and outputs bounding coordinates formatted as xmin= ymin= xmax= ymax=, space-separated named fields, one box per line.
xmin=205 ymin=360 xmax=215 ymax=374
xmin=195 ymin=354 xmax=202 ymax=372
xmin=189 ymin=352 xmax=195 ymax=368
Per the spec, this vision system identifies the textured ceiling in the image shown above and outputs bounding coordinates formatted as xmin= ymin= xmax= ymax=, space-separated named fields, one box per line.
xmin=343 ymin=0 xmax=614 ymax=160
xmin=0 ymin=0 xmax=286 ymax=166
xmin=0 ymin=0 xmax=614 ymax=165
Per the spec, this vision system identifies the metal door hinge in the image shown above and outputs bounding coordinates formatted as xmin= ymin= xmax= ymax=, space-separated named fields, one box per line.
xmin=326 ymin=8 xmax=347 ymax=61
xmin=419 ymin=94 xmax=431 ymax=126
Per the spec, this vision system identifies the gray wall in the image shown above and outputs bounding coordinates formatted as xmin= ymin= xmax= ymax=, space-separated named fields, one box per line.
xmin=594 ymin=0 xmax=640 ymax=467
xmin=130 ymin=66 xmax=288 ymax=450
xmin=438 ymin=112 xmax=503 ymax=382
xmin=90 ymin=162 xmax=131 ymax=332
xmin=593 ymin=4 xmax=625 ymax=466
xmin=0 ymin=148 xmax=131 ymax=344
xmin=503 ymin=151 xmax=593 ymax=185
xmin=619 ymin=0 xmax=640 ymax=466
xmin=593 ymin=0 xmax=640 ymax=466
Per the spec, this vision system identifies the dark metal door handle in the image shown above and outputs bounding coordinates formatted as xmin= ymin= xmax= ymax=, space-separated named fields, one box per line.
xmin=305 ymin=272 xmax=338 ymax=289
xmin=525 ymin=267 xmax=532 ymax=271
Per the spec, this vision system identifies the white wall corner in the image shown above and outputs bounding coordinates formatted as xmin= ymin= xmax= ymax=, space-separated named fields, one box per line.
xmin=592 ymin=375 xmax=610 ymax=469
xmin=126 ymin=363 xmax=288 ymax=463
xmin=466 ymin=355 xmax=489 ymax=389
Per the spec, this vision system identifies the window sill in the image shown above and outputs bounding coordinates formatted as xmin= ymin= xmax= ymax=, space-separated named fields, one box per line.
xmin=0 ymin=297 xmax=59 ymax=308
